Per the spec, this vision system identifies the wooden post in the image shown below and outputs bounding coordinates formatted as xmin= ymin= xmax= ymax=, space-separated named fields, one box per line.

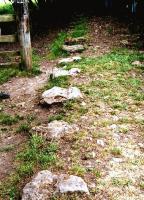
xmin=15 ymin=0 xmax=32 ymax=70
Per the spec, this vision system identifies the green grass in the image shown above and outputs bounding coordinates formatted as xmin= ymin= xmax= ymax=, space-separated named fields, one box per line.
xmin=48 ymin=113 xmax=65 ymax=123
xmin=32 ymin=50 xmax=42 ymax=75
xmin=48 ymin=17 xmax=88 ymax=59
xmin=110 ymin=147 xmax=122 ymax=156
xmin=48 ymin=32 xmax=68 ymax=59
xmin=17 ymin=134 xmax=57 ymax=171
xmin=140 ymin=181 xmax=144 ymax=190
xmin=0 ymin=113 xmax=21 ymax=125
xmin=112 ymin=178 xmax=132 ymax=187
xmin=63 ymin=100 xmax=76 ymax=110
xmin=0 ymin=135 xmax=58 ymax=199
xmin=93 ymin=169 xmax=102 ymax=178
xmin=16 ymin=123 xmax=31 ymax=134
xmin=0 ymin=68 xmax=21 ymax=84
xmin=0 ymin=51 xmax=41 ymax=85
xmin=46 ymin=76 xmax=70 ymax=90
xmin=56 ymin=49 xmax=144 ymax=129
xmin=68 ymin=48 xmax=144 ymax=103
xmin=70 ymin=164 xmax=86 ymax=176
xmin=0 ymin=3 xmax=14 ymax=14
xmin=70 ymin=18 xmax=88 ymax=38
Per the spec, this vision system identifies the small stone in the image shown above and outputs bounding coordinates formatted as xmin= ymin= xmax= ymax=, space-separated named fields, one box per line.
xmin=56 ymin=175 xmax=89 ymax=194
xmin=90 ymin=151 xmax=96 ymax=158
xmin=88 ymin=183 xmax=96 ymax=189
xmin=112 ymin=115 xmax=119 ymax=122
xmin=51 ymin=67 xmax=81 ymax=78
xmin=85 ymin=152 xmax=96 ymax=159
xmin=51 ymin=68 xmax=69 ymax=78
xmin=81 ymin=101 xmax=86 ymax=106
xmin=69 ymin=68 xmax=81 ymax=76
xmin=113 ymin=133 xmax=121 ymax=141
xmin=111 ymin=157 xmax=123 ymax=163
xmin=80 ymin=116 xmax=88 ymax=120
xmin=135 ymin=114 xmax=144 ymax=121
xmin=65 ymin=37 xmax=86 ymax=45
xmin=86 ymin=136 xmax=93 ymax=141
xmin=120 ymin=40 xmax=129 ymax=46
xmin=132 ymin=61 xmax=143 ymax=66
xmin=85 ymin=161 xmax=96 ymax=171
xmin=138 ymin=143 xmax=144 ymax=149
xmin=58 ymin=56 xmax=82 ymax=65
xmin=62 ymin=45 xmax=85 ymax=53
xmin=22 ymin=170 xmax=57 ymax=200
xmin=16 ymin=102 xmax=25 ymax=108
xmin=97 ymin=139 xmax=105 ymax=147
xmin=139 ymin=50 xmax=144 ymax=54
xmin=110 ymin=124 xmax=118 ymax=130
xmin=32 ymin=120 xmax=79 ymax=140
xmin=34 ymin=109 xmax=40 ymax=113
xmin=42 ymin=86 xmax=83 ymax=105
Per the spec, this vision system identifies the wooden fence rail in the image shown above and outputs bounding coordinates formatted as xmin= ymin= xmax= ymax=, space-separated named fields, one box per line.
xmin=0 ymin=2 xmax=32 ymax=70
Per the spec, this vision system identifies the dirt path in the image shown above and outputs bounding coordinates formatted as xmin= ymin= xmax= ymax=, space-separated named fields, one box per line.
xmin=0 ymin=60 xmax=56 ymax=180
xmin=0 ymin=16 xmax=144 ymax=199
xmin=0 ymin=62 xmax=53 ymax=106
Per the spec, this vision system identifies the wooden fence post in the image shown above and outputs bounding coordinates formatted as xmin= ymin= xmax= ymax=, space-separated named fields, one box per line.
xmin=15 ymin=0 xmax=32 ymax=70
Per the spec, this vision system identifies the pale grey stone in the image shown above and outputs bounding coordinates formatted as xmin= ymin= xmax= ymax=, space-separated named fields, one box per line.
xmin=81 ymin=101 xmax=86 ymax=106
xmin=132 ymin=61 xmax=143 ymax=66
xmin=32 ymin=120 xmax=79 ymax=140
xmin=85 ymin=162 xmax=95 ymax=170
xmin=47 ymin=120 xmax=79 ymax=139
xmin=52 ymin=68 xmax=69 ymax=78
xmin=56 ymin=175 xmax=89 ymax=194
xmin=138 ymin=143 xmax=144 ymax=149
xmin=120 ymin=40 xmax=129 ymax=46
xmin=85 ymin=151 xmax=96 ymax=159
xmin=16 ymin=102 xmax=25 ymax=108
xmin=88 ymin=183 xmax=96 ymax=189
xmin=22 ymin=171 xmax=89 ymax=199
xmin=110 ymin=124 xmax=118 ymax=130
xmin=58 ymin=56 xmax=82 ymax=65
xmin=51 ymin=67 xmax=81 ymax=78
xmin=42 ymin=86 xmax=83 ymax=105
xmin=112 ymin=115 xmax=119 ymax=122
xmin=111 ymin=158 xmax=123 ymax=163
xmin=113 ymin=133 xmax=121 ymax=141
xmin=69 ymin=68 xmax=81 ymax=76
xmin=62 ymin=45 xmax=85 ymax=53
xmin=97 ymin=139 xmax=105 ymax=147
xmin=22 ymin=170 xmax=57 ymax=200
